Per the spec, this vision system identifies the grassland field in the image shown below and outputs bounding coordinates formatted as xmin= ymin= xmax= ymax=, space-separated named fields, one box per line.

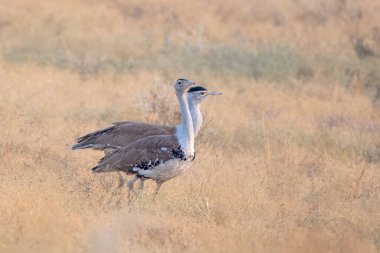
xmin=1 ymin=0 xmax=380 ymax=252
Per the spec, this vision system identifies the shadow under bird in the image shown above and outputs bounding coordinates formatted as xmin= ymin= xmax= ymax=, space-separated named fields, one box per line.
xmin=89 ymin=79 xmax=209 ymax=195
xmin=72 ymin=83 xmax=222 ymax=188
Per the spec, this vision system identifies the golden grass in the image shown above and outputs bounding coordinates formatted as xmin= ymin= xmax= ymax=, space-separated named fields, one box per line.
xmin=0 ymin=0 xmax=380 ymax=252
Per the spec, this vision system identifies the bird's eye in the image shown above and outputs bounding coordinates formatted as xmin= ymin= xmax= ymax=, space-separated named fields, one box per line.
xmin=201 ymin=92 xmax=206 ymax=95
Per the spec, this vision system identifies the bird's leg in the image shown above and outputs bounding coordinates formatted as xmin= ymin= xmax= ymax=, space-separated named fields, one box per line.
xmin=132 ymin=178 xmax=146 ymax=197
xmin=153 ymin=181 xmax=164 ymax=196
xmin=127 ymin=175 xmax=139 ymax=203
xmin=139 ymin=178 xmax=145 ymax=190
xmin=127 ymin=175 xmax=138 ymax=194
xmin=117 ymin=171 xmax=127 ymax=188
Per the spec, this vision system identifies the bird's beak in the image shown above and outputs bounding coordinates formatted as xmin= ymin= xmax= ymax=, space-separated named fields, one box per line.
xmin=186 ymin=81 xmax=197 ymax=89
xmin=207 ymin=91 xmax=223 ymax=96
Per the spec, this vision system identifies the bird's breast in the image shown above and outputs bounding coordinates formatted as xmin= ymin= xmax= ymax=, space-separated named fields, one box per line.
xmin=135 ymin=157 xmax=192 ymax=181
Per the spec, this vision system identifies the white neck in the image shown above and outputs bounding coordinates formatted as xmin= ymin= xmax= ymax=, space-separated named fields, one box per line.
xmin=176 ymin=91 xmax=195 ymax=156
xmin=188 ymin=98 xmax=203 ymax=137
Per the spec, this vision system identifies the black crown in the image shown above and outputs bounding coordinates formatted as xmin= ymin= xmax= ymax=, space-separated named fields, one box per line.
xmin=188 ymin=86 xmax=208 ymax=93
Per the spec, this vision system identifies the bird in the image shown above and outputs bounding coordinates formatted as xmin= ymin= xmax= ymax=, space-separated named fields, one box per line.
xmin=91 ymin=78 xmax=198 ymax=196
xmin=72 ymin=85 xmax=222 ymax=187
xmin=71 ymin=86 xmax=222 ymax=153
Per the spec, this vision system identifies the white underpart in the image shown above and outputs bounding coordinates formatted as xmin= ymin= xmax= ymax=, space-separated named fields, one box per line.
xmin=137 ymin=159 xmax=192 ymax=181
xmin=175 ymin=91 xmax=195 ymax=156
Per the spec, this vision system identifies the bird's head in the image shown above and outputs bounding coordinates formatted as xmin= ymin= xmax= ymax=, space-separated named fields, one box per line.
xmin=173 ymin=78 xmax=195 ymax=93
xmin=187 ymin=86 xmax=222 ymax=104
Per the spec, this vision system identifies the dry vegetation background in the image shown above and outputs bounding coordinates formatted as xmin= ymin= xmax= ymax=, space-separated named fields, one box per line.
xmin=1 ymin=0 xmax=380 ymax=252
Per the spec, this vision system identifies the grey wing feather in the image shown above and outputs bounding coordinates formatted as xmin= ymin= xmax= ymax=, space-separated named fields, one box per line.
xmin=72 ymin=121 xmax=175 ymax=150
xmin=92 ymin=135 xmax=179 ymax=173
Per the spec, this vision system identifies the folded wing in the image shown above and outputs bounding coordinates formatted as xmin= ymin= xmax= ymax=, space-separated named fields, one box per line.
xmin=92 ymin=135 xmax=180 ymax=173
xmin=72 ymin=121 xmax=175 ymax=150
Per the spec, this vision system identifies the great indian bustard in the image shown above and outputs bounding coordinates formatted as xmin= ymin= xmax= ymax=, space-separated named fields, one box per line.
xmin=90 ymin=79 xmax=198 ymax=195
xmin=72 ymin=85 xmax=222 ymax=187
xmin=71 ymin=86 xmax=222 ymax=152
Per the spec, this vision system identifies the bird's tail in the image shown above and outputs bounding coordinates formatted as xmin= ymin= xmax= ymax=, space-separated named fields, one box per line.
xmin=72 ymin=143 xmax=122 ymax=151
xmin=71 ymin=143 xmax=94 ymax=150
xmin=92 ymin=165 xmax=102 ymax=173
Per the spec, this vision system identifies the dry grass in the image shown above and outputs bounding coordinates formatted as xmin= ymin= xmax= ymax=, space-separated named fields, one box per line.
xmin=1 ymin=0 xmax=380 ymax=252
